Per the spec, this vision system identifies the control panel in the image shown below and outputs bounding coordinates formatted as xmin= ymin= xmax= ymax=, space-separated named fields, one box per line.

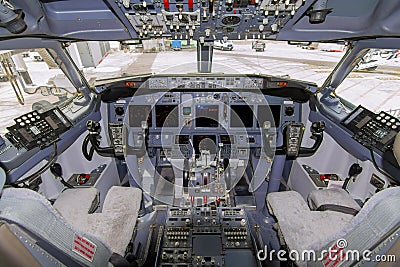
xmin=119 ymin=0 xmax=306 ymax=41
xmin=66 ymin=164 xmax=107 ymax=187
xmin=302 ymin=164 xmax=341 ymax=188
xmin=285 ymin=122 xmax=304 ymax=157
xmin=125 ymin=90 xmax=300 ymax=162
xmin=341 ymin=106 xmax=400 ymax=152
xmin=112 ymin=75 xmax=305 ymax=199
xmin=5 ymin=108 xmax=71 ymax=150
xmin=146 ymin=76 xmax=264 ymax=90
xmin=158 ymin=207 xmax=257 ymax=267
xmin=127 ymin=92 xmax=298 ymax=131
xmin=108 ymin=123 xmax=124 ymax=156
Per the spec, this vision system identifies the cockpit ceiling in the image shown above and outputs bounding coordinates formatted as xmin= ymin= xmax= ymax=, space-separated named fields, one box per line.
xmin=1 ymin=0 xmax=400 ymax=42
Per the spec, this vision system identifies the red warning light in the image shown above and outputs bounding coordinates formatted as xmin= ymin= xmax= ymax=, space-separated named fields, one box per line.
xmin=125 ymin=81 xmax=135 ymax=87
xmin=277 ymin=81 xmax=288 ymax=87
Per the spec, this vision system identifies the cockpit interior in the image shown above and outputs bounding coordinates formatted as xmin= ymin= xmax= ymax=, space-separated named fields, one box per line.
xmin=0 ymin=0 xmax=399 ymax=266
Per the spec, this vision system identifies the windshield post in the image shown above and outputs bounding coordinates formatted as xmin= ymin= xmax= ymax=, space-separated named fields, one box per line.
xmin=197 ymin=40 xmax=214 ymax=73
xmin=320 ymin=42 xmax=354 ymax=94
xmin=320 ymin=42 xmax=372 ymax=95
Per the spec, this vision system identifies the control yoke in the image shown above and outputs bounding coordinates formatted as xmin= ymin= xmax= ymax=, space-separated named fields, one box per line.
xmin=82 ymin=121 xmax=115 ymax=160
xmin=82 ymin=120 xmax=149 ymax=161
xmin=276 ymin=121 xmax=326 ymax=158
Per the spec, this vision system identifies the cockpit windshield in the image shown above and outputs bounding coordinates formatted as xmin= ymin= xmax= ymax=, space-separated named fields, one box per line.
xmin=335 ymin=48 xmax=400 ymax=115
xmin=69 ymin=40 xmax=344 ymax=87
xmin=0 ymin=48 xmax=77 ymax=134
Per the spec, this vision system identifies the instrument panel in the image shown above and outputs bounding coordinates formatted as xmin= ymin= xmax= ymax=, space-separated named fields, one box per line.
xmin=126 ymin=90 xmax=299 ymax=159
xmin=107 ymin=75 xmax=304 ymax=162
xmin=158 ymin=207 xmax=257 ymax=267
xmin=146 ymin=76 xmax=264 ymax=89
xmin=341 ymin=105 xmax=400 ymax=153
xmin=5 ymin=108 xmax=71 ymax=150
xmin=120 ymin=0 xmax=307 ymax=41
xmin=127 ymin=91 xmax=298 ymax=130
xmin=128 ymin=86 xmax=300 ymax=131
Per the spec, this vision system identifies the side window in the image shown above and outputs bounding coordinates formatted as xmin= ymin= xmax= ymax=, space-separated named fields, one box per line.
xmin=335 ymin=48 xmax=400 ymax=117
xmin=0 ymin=49 xmax=76 ymax=134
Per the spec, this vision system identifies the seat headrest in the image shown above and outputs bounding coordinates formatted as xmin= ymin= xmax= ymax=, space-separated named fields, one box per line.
xmin=394 ymin=132 xmax=400 ymax=165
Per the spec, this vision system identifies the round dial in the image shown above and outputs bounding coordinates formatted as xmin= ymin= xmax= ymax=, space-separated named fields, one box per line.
xmin=221 ymin=15 xmax=241 ymax=26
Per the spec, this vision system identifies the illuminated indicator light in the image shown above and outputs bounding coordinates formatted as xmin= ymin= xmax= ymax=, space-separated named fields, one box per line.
xmin=319 ymin=174 xmax=331 ymax=180
xmin=277 ymin=81 xmax=287 ymax=87
xmin=163 ymin=0 xmax=169 ymax=10
xmin=125 ymin=82 xmax=135 ymax=87
xmin=188 ymin=0 xmax=193 ymax=10
xmin=233 ymin=9 xmax=236 ymax=14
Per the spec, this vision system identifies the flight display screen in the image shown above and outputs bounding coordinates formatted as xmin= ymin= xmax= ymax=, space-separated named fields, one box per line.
xmin=129 ymin=105 xmax=152 ymax=127
xmin=230 ymin=105 xmax=254 ymax=128
xmin=257 ymin=105 xmax=281 ymax=128
xmin=195 ymin=105 xmax=219 ymax=128
xmin=175 ymin=135 xmax=190 ymax=145
xmin=156 ymin=105 xmax=179 ymax=127
xmin=220 ymin=135 xmax=234 ymax=144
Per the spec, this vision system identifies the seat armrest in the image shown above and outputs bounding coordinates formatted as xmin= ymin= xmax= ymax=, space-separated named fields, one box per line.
xmin=308 ymin=188 xmax=360 ymax=211
xmin=316 ymin=204 xmax=359 ymax=216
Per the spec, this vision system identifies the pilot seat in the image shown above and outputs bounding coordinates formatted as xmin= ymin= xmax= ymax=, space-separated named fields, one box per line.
xmin=266 ymin=133 xmax=400 ymax=266
xmin=0 ymin=186 xmax=142 ymax=266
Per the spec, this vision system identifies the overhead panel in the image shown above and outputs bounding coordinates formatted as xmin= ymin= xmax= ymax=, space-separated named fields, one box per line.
xmin=118 ymin=0 xmax=306 ymax=41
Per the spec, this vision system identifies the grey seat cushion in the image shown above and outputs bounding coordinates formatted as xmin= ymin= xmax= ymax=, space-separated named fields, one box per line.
xmin=61 ymin=186 xmax=142 ymax=256
xmin=267 ymin=191 xmax=354 ymax=265
xmin=53 ymin=187 xmax=100 ymax=222
xmin=307 ymin=188 xmax=360 ymax=211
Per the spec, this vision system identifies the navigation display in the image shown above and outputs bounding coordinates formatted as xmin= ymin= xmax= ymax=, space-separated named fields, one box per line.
xmin=230 ymin=105 xmax=254 ymax=128
xmin=175 ymin=135 xmax=190 ymax=145
xmin=156 ymin=105 xmax=179 ymax=127
xmin=195 ymin=105 xmax=219 ymax=128
xmin=257 ymin=105 xmax=281 ymax=128
xmin=220 ymin=135 xmax=234 ymax=144
xmin=129 ymin=105 xmax=152 ymax=127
